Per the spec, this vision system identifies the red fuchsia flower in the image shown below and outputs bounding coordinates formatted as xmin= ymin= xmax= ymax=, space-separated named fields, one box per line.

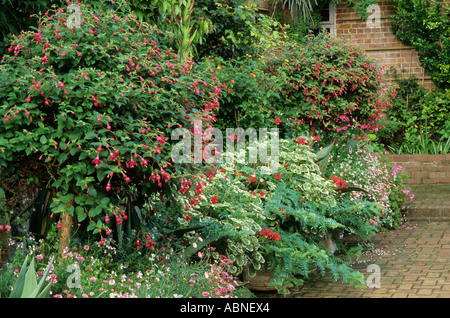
xmin=274 ymin=118 xmax=282 ymax=125
xmin=274 ymin=173 xmax=281 ymax=180
xmin=185 ymin=213 xmax=191 ymax=221
xmin=92 ymin=155 xmax=102 ymax=166
xmin=312 ymin=135 xmax=321 ymax=141
xmin=211 ymin=195 xmax=218 ymax=204
xmin=156 ymin=135 xmax=166 ymax=145
xmin=260 ymin=191 xmax=265 ymax=196
xmin=295 ymin=137 xmax=308 ymax=145
xmin=127 ymin=158 xmax=137 ymax=168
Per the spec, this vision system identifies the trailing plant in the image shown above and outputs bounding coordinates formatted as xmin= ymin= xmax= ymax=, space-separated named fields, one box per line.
xmin=326 ymin=138 xmax=411 ymax=229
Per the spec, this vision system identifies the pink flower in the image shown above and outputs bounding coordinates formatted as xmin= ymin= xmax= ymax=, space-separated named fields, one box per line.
xmin=275 ymin=118 xmax=282 ymax=125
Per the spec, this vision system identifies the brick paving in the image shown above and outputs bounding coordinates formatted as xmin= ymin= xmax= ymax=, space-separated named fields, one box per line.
xmin=286 ymin=221 xmax=450 ymax=298
xmin=258 ymin=184 xmax=450 ymax=298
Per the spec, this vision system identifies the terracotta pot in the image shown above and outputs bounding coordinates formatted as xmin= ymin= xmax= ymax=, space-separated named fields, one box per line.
xmin=242 ymin=268 xmax=276 ymax=292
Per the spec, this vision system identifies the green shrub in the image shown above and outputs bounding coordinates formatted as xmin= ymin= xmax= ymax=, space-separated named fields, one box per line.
xmin=0 ymin=3 xmax=220 ymax=238
xmin=212 ymin=32 xmax=394 ymax=138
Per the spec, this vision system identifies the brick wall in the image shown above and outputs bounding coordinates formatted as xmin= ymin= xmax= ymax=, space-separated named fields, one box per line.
xmin=388 ymin=154 xmax=450 ymax=184
xmin=335 ymin=0 xmax=435 ymax=91
xmin=257 ymin=0 xmax=440 ymax=90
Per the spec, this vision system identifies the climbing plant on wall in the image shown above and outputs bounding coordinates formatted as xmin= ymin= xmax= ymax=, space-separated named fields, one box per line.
xmin=389 ymin=0 xmax=450 ymax=89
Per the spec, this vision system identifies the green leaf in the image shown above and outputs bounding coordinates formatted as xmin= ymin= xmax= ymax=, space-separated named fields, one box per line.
xmin=9 ymin=256 xmax=29 ymax=298
xmin=76 ymin=206 xmax=86 ymax=222
xmin=22 ymin=258 xmax=38 ymax=297
xmin=316 ymin=143 xmax=333 ymax=162
xmin=89 ymin=205 xmax=103 ymax=217
xmin=60 ymin=193 xmax=74 ymax=204
xmin=39 ymin=136 xmax=48 ymax=144
xmin=58 ymin=153 xmax=68 ymax=163
xmin=100 ymin=197 xmax=110 ymax=206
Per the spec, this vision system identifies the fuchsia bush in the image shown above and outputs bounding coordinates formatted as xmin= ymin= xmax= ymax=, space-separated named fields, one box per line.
xmin=264 ymin=32 xmax=394 ymax=136
xmin=0 ymin=3 xmax=221 ymax=238
xmin=212 ymin=32 xmax=395 ymax=138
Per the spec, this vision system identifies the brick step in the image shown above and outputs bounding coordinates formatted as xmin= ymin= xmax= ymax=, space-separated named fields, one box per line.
xmin=404 ymin=184 xmax=450 ymax=221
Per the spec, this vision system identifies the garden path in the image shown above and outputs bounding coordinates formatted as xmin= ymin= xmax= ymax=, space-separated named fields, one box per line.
xmin=258 ymin=184 xmax=450 ymax=298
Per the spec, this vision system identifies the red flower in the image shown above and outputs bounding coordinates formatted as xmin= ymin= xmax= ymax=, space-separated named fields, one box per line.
xmin=260 ymin=191 xmax=265 ymax=196
xmin=295 ymin=137 xmax=308 ymax=145
xmin=272 ymin=233 xmax=281 ymax=241
xmin=211 ymin=195 xmax=218 ymax=204
xmin=261 ymin=228 xmax=272 ymax=239
xmin=312 ymin=135 xmax=321 ymax=141
xmin=248 ymin=174 xmax=257 ymax=183
xmin=274 ymin=173 xmax=281 ymax=180
xmin=260 ymin=228 xmax=281 ymax=241
xmin=331 ymin=176 xmax=348 ymax=189
xmin=275 ymin=118 xmax=282 ymax=125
